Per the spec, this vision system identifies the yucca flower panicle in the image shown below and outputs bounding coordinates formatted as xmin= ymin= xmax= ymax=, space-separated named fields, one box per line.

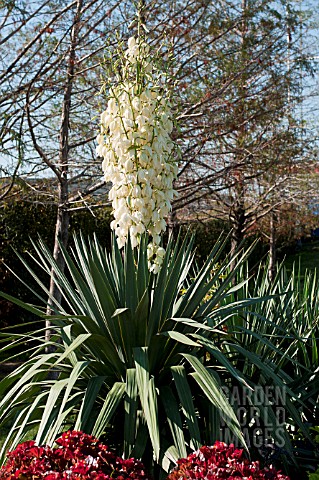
xmin=97 ymin=36 xmax=178 ymax=273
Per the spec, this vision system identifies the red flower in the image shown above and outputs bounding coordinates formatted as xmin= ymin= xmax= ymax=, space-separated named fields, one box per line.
xmin=0 ymin=431 xmax=150 ymax=480
xmin=167 ymin=443 xmax=289 ymax=480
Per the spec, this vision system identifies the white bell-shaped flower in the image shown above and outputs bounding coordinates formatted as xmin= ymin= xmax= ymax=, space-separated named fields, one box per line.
xmin=98 ymin=36 xmax=178 ymax=272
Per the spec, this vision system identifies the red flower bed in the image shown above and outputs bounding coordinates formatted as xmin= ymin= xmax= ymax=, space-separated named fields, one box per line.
xmin=167 ymin=442 xmax=289 ymax=480
xmin=0 ymin=434 xmax=290 ymax=480
xmin=0 ymin=431 xmax=149 ymax=480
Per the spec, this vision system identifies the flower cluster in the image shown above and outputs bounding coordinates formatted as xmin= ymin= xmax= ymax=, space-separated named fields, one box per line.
xmin=97 ymin=36 xmax=178 ymax=273
xmin=0 ymin=430 xmax=149 ymax=480
xmin=167 ymin=442 xmax=290 ymax=480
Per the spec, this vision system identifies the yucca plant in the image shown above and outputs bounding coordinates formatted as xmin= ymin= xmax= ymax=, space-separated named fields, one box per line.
xmin=223 ymin=261 xmax=319 ymax=470
xmin=226 ymin=260 xmax=319 ymax=413
xmin=0 ymin=233 xmax=315 ymax=475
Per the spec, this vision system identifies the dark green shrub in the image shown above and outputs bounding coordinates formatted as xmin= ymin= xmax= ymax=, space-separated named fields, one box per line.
xmin=0 ymin=200 xmax=112 ymax=333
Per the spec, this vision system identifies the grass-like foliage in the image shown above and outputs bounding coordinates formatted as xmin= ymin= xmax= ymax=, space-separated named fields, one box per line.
xmin=0 ymin=233 xmax=317 ymax=474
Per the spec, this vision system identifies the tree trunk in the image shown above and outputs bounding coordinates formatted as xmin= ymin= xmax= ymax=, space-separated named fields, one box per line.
xmin=230 ymin=0 xmax=247 ymax=259
xmin=167 ymin=208 xmax=179 ymax=240
xmin=268 ymin=211 xmax=276 ymax=282
xmin=45 ymin=181 xmax=70 ymax=343
xmin=45 ymin=0 xmax=83 ymax=345
xmin=230 ymin=202 xmax=245 ymax=256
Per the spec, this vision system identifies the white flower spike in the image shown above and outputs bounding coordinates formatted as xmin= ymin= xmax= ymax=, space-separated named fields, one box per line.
xmin=98 ymin=36 xmax=178 ymax=272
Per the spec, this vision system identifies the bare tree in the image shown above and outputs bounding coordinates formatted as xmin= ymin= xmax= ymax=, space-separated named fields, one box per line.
xmin=0 ymin=0 xmax=125 ymax=340
xmin=161 ymin=0 xmax=317 ymax=254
